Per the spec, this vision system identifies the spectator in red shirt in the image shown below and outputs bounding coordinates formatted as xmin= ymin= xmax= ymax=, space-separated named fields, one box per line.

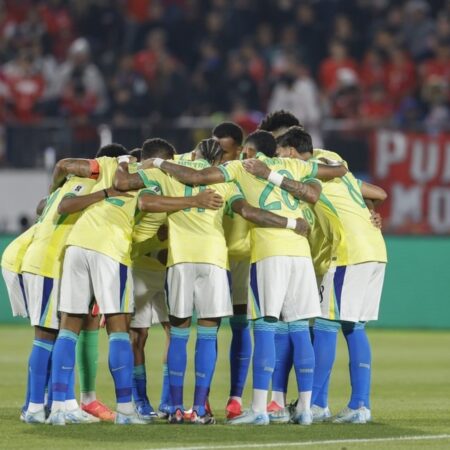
xmin=386 ymin=46 xmax=416 ymax=106
xmin=319 ymin=40 xmax=359 ymax=93
xmin=359 ymin=48 xmax=387 ymax=92
xmin=420 ymin=39 xmax=450 ymax=84
xmin=360 ymin=84 xmax=394 ymax=128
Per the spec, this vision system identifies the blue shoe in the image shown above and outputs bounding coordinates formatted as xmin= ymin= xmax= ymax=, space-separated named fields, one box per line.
xmin=136 ymin=400 xmax=157 ymax=422
xmin=268 ymin=407 xmax=290 ymax=424
xmin=115 ymin=411 xmax=148 ymax=425
xmin=292 ymin=408 xmax=313 ymax=425
xmin=332 ymin=406 xmax=367 ymax=424
xmin=46 ymin=409 xmax=66 ymax=426
xmin=227 ymin=408 xmax=269 ymax=425
xmin=311 ymin=405 xmax=332 ymax=422
xmin=24 ymin=409 xmax=46 ymax=424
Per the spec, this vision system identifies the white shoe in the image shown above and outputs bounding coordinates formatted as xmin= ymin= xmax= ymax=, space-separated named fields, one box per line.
xmin=24 ymin=409 xmax=46 ymax=424
xmin=115 ymin=411 xmax=148 ymax=424
xmin=227 ymin=408 xmax=269 ymax=425
xmin=311 ymin=405 xmax=331 ymax=422
xmin=292 ymin=409 xmax=313 ymax=425
xmin=333 ymin=406 xmax=367 ymax=424
xmin=268 ymin=407 xmax=290 ymax=424
xmin=46 ymin=409 xmax=66 ymax=426
xmin=364 ymin=408 xmax=372 ymax=422
xmin=65 ymin=408 xmax=100 ymax=424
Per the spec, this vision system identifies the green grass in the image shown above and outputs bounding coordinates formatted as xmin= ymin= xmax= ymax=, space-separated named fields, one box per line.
xmin=0 ymin=326 xmax=449 ymax=450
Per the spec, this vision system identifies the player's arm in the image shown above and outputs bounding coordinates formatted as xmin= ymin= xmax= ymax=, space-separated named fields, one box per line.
xmin=36 ymin=197 xmax=47 ymax=216
xmin=113 ymin=161 xmax=146 ymax=191
xmin=143 ymin=158 xmax=225 ymax=186
xmin=231 ymin=198 xmax=310 ymax=237
xmin=360 ymin=181 xmax=387 ymax=229
xmin=315 ymin=162 xmax=347 ymax=180
xmin=50 ymin=159 xmax=99 ymax=192
xmin=57 ymin=187 xmax=132 ymax=214
xmin=138 ymin=189 xmax=224 ymax=213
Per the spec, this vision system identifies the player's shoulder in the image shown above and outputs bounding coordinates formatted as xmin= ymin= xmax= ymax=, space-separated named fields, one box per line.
xmin=313 ymin=148 xmax=344 ymax=163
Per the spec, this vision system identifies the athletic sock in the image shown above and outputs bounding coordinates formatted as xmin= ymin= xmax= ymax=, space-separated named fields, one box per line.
xmin=108 ymin=332 xmax=134 ymax=414
xmin=311 ymin=318 xmax=340 ymax=408
xmin=342 ymin=322 xmax=371 ymax=410
xmin=51 ymin=330 xmax=78 ymax=410
xmin=193 ymin=326 xmax=218 ymax=416
xmin=65 ymin=369 xmax=78 ymax=411
xmin=271 ymin=321 xmax=293 ymax=407
xmin=252 ymin=318 xmax=276 ymax=413
xmin=289 ymin=320 xmax=315 ymax=412
xmin=229 ymin=315 xmax=252 ymax=399
xmin=76 ymin=329 xmax=99 ymax=404
xmin=159 ymin=363 xmax=170 ymax=407
xmin=167 ymin=327 xmax=190 ymax=412
xmin=23 ymin=369 xmax=31 ymax=413
xmin=132 ymin=364 xmax=148 ymax=404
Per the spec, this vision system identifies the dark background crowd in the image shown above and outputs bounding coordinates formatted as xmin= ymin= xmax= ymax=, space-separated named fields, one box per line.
xmin=0 ymin=0 xmax=449 ymax=167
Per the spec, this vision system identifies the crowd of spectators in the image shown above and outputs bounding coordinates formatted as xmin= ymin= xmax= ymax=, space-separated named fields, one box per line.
xmin=0 ymin=0 xmax=449 ymax=141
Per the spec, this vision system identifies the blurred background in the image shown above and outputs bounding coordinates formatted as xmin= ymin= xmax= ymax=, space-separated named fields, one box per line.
xmin=0 ymin=0 xmax=449 ymax=328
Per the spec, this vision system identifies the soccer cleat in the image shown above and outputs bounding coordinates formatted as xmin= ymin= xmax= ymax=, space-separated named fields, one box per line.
xmin=183 ymin=408 xmax=193 ymax=420
xmin=24 ymin=409 xmax=46 ymax=424
xmin=82 ymin=400 xmax=116 ymax=422
xmin=311 ymin=405 xmax=332 ymax=422
xmin=332 ymin=406 xmax=367 ymax=424
xmin=291 ymin=409 xmax=313 ymax=425
xmin=135 ymin=399 xmax=157 ymax=422
xmin=205 ymin=399 xmax=213 ymax=416
xmin=227 ymin=408 xmax=270 ymax=425
xmin=115 ymin=411 xmax=148 ymax=425
xmin=190 ymin=410 xmax=216 ymax=425
xmin=168 ymin=408 xmax=184 ymax=424
xmin=157 ymin=403 xmax=171 ymax=419
xmin=266 ymin=400 xmax=283 ymax=413
xmin=65 ymin=407 xmax=100 ymax=424
xmin=226 ymin=398 xmax=242 ymax=420
xmin=365 ymin=408 xmax=372 ymax=422
xmin=20 ymin=408 xmax=26 ymax=422
xmin=46 ymin=409 xmax=66 ymax=426
xmin=268 ymin=407 xmax=290 ymax=424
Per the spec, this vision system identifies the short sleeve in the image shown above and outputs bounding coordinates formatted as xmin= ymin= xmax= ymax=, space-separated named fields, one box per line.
xmin=225 ymin=182 xmax=245 ymax=206
xmin=138 ymin=169 xmax=164 ymax=195
xmin=217 ymin=160 xmax=241 ymax=182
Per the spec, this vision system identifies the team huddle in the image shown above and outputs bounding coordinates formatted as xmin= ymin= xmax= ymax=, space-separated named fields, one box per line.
xmin=1 ymin=110 xmax=387 ymax=426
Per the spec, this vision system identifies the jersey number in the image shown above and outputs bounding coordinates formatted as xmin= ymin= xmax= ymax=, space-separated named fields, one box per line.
xmin=258 ymin=170 xmax=299 ymax=211
xmin=341 ymin=175 xmax=366 ymax=209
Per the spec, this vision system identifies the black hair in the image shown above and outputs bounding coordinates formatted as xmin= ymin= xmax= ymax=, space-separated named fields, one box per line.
xmin=141 ymin=138 xmax=175 ymax=160
xmin=95 ymin=143 xmax=128 ymax=158
xmin=198 ymin=138 xmax=223 ymax=165
xmin=245 ymin=130 xmax=277 ymax=157
xmin=258 ymin=110 xmax=303 ymax=133
xmin=276 ymin=126 xmax=313 ymax=154
xmin=129 ymin=148 xmax=142 ymax=162
xmin=212 ymin=121 xmax=244 ymax=146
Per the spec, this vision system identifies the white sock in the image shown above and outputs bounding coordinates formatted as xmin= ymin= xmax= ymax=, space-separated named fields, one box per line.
xmin=271 ymin=390 xmax=285 ymax=408
xmin=117 ymin=402 xmax=134 ymax=415
xmin=65 ymin=399 xmax=79 ymax=411
xmin=27 ymin=402 xmax=44 ymax=413
xmin=296 ymin=391 xmax=312 ymax=413
xmin=80 ymin=391 xmax=96 ymax=405
xmin=252 ymin=389 xmax=268 ymax=413
xmin=51 ymin=400 xmax=65 ymax=412
xmin=229 ymin=396 xmax=242 ymax=405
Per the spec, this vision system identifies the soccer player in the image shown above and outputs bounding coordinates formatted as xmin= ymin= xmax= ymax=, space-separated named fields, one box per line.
xmin=141 ymin=132 xmax=346 ymax=425
xmin=244 ymin=126 xmax=387 ymax=423
xmin=114 ymin=136 xmax=310 ymax=425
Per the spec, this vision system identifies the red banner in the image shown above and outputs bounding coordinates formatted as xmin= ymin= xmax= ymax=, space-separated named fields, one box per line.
xmin=371 ymin=130 xmax=450 ymax=234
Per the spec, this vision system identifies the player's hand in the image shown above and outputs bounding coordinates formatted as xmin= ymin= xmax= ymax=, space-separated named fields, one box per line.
xmin=294 ymin=218 xmax=310 ymax=236
xmin=106 ymin=187 xmax=134 ymax=198
xmin=157 ymin=224 xmax=168 ymax=242
xmin=370 ymin=210 xmax=383 ymax=229
xmin=193 ymin=189 xmax=224 ymax=210
xmin=141 ymin=158 xmax=155 ymax=169
xmin=156 ymin=248 xmax=168 ymax=265
xmin=242 ymin=159 xmax=271 ymax=179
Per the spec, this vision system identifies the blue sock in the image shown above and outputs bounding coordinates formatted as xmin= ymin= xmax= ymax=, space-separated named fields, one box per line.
xmin=132 ymin=364 xmax=147 ymax=404
xmin=159 ymin=363 xmax=170 ymax=407
xmin=109 ymin=332 xmax=133 ymax=404
xmin=342 ymin=322 xmax=371 ymax=409
xmin=272 ymin=321 xmax=293 ymax=397
xmin=23 ymin=367 xmax=31 ymax=413
xmin=311 ymin=319 xmax=340 ymax=407
xmin=289 ymin=320 xmax=315 ymax=394
xmin=52 ymin=330 xmax=77 ymax=403
xmin=167 ymin=327 xmax=190 ymax=412
xmin=66 ymin=367 xmax=76 ymax=401
xmin=229 ymin=315 xmax=252 ymax=398
xmin=193 ymin=326 xmax=218 ymax=416
xmin=252 ymin=318 xmax=276 ymax=391
xmin=28 ymin=338 xmax=54 ymax=406
xmin=46 ymin=366 xmax=52 ymax=410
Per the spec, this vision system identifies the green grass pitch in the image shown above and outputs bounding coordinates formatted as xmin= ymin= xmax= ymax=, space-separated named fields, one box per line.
xmin=0 ymin=325 xmax=449 ymax=450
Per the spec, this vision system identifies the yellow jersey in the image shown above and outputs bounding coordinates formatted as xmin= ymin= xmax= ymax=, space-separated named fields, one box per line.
xmin=311 ymin=149 xmax=387 ymax=266
xmin=66 ymin=157 xmax=138 ymax=266
xmin=132 ymin=234 xmax=167 ymax=272
xmin=223 ymin=208 xmax=250 ymax=261
xmin=218 ymin=153 xmax=318 ymax=263
xmin=138 ymin=165 xmax=244 ymax=270
xmin=21 ymin=177 xmax=96 ymax=278
xmin=173 ymin=151 xmax=195 ymax=161
xmin=1 ymin=224 xmax=37 ymax=273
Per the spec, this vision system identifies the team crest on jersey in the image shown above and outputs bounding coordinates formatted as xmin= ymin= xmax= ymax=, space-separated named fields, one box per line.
xmin=73 ymin=185 xmax=83 ymax=193
xmin=149 ymin=185 xmax=161 ymax=194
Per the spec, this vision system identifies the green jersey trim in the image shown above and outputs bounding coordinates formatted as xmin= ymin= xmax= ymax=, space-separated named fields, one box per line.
xmin=217 ymin=165 xmax=231 ymax=182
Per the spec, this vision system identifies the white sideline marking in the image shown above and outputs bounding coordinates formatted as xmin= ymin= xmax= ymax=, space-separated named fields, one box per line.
xmin=150 ymin=434 xmax=450 ymax=450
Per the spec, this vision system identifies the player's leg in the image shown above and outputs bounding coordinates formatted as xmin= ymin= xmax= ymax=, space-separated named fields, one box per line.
xmin=282 ymin=257 xmax=321 ymax=426
xmin=158 ymin=321 xmax=171 ymax=417
xmin=165 ymin=263 xmax=195 ymax=423
xmin=227 ymin=258 xmax=251 ymax=419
